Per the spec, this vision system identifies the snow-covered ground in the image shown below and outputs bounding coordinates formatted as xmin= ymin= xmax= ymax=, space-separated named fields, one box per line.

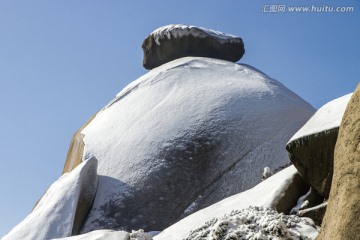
xmin=289 ymin=93 xmax=352 ymax=142
xmin=184 ymin=206 xmax=317 ymax=240
xmin=78 ymin=57 xmax=314 ymax=232
xmin=154 ymin=166 xmax=318 ymax=240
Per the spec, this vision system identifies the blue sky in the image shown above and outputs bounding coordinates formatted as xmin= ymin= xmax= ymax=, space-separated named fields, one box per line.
xmin=0 ymin=0 xmax=359 ymax=237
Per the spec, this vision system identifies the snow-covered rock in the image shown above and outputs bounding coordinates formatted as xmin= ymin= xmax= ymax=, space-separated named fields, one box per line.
xmin=61 ymin=57 xmax=314 ymax=233
xmin=3 ymin=157 xmax=98 ymax=240
xmin=154 ymin=166 xmax=317 ymax=240
xmin=262 ymin=166 xmax=273 ymax=180
xmin=142 ymin=24 xmax=245 ymax=69
xmin=286 ymin=93 xmax=352 ymax=197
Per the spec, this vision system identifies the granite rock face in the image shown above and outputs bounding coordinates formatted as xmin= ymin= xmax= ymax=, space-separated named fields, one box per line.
xmin=318 ymin=84 xmax=360 ymax=240
xmin=60 ymin=57 xmax=315 ymax=233
xmin=286 ymin=94 xmax=352 ymax=198
xmin=142 ymin=24 xmax=245 ymax=69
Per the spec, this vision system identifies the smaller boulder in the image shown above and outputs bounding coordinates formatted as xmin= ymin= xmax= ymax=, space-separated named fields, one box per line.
xmin=3 ymin=157 xmax=98 ymax=240
xmin=142 ymin=24 xmax=245 ymax=69
xmin=262 ymin=166 xmax=273 ymax=180
xmin=286 ymin=93 xmax=352 ymax=197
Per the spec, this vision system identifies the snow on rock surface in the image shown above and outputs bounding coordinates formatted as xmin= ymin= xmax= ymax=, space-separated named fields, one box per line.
xmin=142 ymin=24 xmax=245 ymax=69
xmin=154 ymin=166 xmax=317 ymax=240
xmin=289 ymin=93 xmax=352 ymax=141
xmin=3 ymin=157 xmax=98 ymax=240
xmin=286 ymin=93 xmax=352 ymax=197
xmin=71 ymin=57 xmax=315 ymax=233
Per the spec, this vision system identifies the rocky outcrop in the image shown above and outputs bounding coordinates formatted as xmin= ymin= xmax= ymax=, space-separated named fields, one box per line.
xmin=318 ymin=84 xmax=360 ymax=240
xmin=286 ymin=93 xmax=352 ymax=197
xmin=59 ymin=57 xmax=315 ymax=233
xmin=142 ymin=24 xmax=245 ymax=69
xmin=3 ymin=158 xmax=98 ymax=240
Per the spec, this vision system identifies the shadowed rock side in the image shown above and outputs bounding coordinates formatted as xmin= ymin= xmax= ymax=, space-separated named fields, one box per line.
xmin=71 ymin=159 xmax=99 ymax=235
xmin=142 ymin=24 xmax=245 ymax=69
xmin=286 ymin=129 xmax=338 ymax=198
xmin=318 ymin=84 xmax=360 ymax=240
xmin=275 ymin=172 xmax=309 ymax=214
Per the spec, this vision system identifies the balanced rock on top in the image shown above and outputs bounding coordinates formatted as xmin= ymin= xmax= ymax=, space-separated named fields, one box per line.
xmin=142 ymin=24 xmax=245 ymax=69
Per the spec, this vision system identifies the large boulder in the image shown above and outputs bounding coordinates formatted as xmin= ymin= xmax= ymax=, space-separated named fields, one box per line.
xmin=286 ymin=93 xmax=352 ymax=197
xmin=142 ymin=24 xmax=245 ymax=69
xmin=62 ymin=57 xmax=314 ymax=233
xmin=154 ymin=166 xmax=316 ymax=240
xmin=318 ymin=84 xmax=360 ymax=239
xmin=3 ymin=157 xmax=98 ymax=240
